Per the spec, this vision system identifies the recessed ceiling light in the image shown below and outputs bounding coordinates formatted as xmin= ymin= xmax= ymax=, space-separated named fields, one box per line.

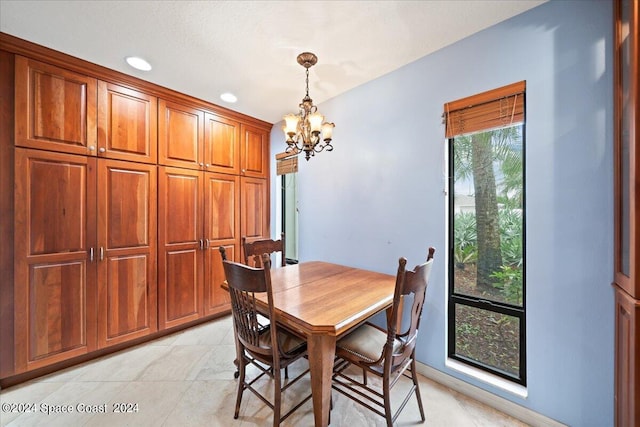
xmin=125 ymin=56 xmax=152 ymax=71
xmin=220 ymin=92 xmax=238 ymax=103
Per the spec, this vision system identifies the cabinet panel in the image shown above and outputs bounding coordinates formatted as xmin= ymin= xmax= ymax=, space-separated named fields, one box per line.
xmin=158 ymin=167 xmax=203 ymax=329
xmin=15 ymin=56 xmax=97 ymax=156
xmin=97 ymin=82 xmax=157 ymax=163
xmin=29 ymin=262 xmax=87 ymax=361
xmin=97 ymin=160 xmax=157 ymax=346
xmin=14 ymin=148 xmax=97 ymax=372
xmin=615 ymin=288 xmax=640 ymax=427
xmin=241 ymin=177 xmax=269 ymax=241
xmin=158 ymin=99 xmax=204 ymax=170
xmin=203 ymin=173 xmax=239 ymax=315
xmin=204 ymin=244 xmax=233 ymax=316
xmin=241 ymin=123 xmax=269 ymax=178
xmin=165 ymin=249 xmax=200 ymax=323
xmin=204 ymin=113 xmax=240 ymax=174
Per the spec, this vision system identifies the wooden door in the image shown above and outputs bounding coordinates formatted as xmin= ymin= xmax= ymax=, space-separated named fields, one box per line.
xmin=158 ymin=99 xmax=204 ymax=170
xmin=203 ymin=172 xmax=239 ymax=315
xmin=96 ymin=159 xmax=157 ymax=347
xmin=240 ymin=123 xmax=269 ymax=178
xmin=614 ymin=1 xmax=640 ymax=425
xmin=15 ymin=56 xmax=97 ymax=156
xmin=241 ymin=176 xmax=269 ymax=245
xmin=14 ymin=148 xmax=97 ymax=373
xmin=203 ymin=113 xmax=240 ymax=174
xmin=158 ymin=166 xmax=203 ymax=329
xmin=97 ymin=81 xmax=157 ymax=163
xmin=615 ymin=288 xmax=640 ymax=426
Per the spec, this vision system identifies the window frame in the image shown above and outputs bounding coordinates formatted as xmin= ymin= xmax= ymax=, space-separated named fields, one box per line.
xmin=445 ymin=83 xmax=527 ymax=386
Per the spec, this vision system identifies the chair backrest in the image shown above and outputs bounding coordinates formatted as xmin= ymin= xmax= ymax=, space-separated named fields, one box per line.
xmin=220 ymin=246 xmax=281 ymax=364
xmin=242 ymin=232 xmax=286 ymax=267
xmin=386 ymin=247 xmax=435 ymax=369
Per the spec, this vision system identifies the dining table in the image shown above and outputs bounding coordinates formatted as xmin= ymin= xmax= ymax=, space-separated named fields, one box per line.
xmin=253 ymin=260 xmax=397 ymax=427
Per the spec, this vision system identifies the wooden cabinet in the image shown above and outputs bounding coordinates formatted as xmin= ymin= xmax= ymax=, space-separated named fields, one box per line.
xmin=97 ymin=82 xmax=157 ymax=163
xmin=203 ymin=172 xmax=239 ymax=315
xmin=97 ymin=159 xmax=157 ymax=347
xmin=241 ymin=176 xmax=269 ymax=241
xmin=2 ymin=34 xmax=271 ymax=385
xmin=15 ymin=56 xmax=158 ymax=163
xmin=158 ymin=168 xmax=241 ymax=325
xmin=15 ymin=56 xmax=98 ymax=156
xmin=13 ymin=149 xmax=159 ymax=372
xmin=158 ymin=167 xmax=204 ymax=329
xmin=158 ymin=99 xmax=204 ymax=169
xmin=614 ymin=0 xmax=639 ymax=425
xmin=241 ymin=123 xmax=269 ymax=178
xmin=204 ymin=113 xmax=240 ymax=174
xmin=14 ymin=148 xmax=98 ymax=372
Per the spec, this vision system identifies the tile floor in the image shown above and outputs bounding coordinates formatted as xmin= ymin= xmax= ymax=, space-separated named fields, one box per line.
xmin=0 ymin=315 xmax=528 ymax=426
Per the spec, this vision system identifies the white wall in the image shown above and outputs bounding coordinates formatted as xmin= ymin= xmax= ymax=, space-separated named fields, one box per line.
xmin=270 ymin=1 xmax=614 ymax=425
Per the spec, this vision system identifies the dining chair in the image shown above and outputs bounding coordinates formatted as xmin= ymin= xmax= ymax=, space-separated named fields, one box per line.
xmin=220 ymin=247 xmax=311 ymax=426
xmin=242 ymin=232 xmax=286 ymax=267
xmin=332 ymin=247 xmax=435 ymax=427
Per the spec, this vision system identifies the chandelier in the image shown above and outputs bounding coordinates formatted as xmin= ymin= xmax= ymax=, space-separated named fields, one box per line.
xmin=283 ymin=52 xmax=335 ymax=161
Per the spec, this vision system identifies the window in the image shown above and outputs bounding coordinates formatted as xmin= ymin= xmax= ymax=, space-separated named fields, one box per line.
xmin=444 ymin=82 xmax=526 ymax=385
xmin=281 ymin=173 xmax=299 ymax=264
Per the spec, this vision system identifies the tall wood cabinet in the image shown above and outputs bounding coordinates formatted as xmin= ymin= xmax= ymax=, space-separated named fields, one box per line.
xmin=613 ymin=0 xmax=639 ymax=425
xmin=157 ymin=99 xmax=269 ymax=328
xmin=0 ymin=33 xmax=271 ymax=385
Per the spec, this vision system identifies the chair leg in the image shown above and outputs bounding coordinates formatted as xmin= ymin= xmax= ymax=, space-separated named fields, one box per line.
xmin=234 ymin=354 xmax=246 ymax=419
xmin=273 ymin=369 xmax=282 ymax=427
xmin=383 ymin=373 xmax=393 ymax=427
xmin=411 ymin=358 xmax=426 ymax=422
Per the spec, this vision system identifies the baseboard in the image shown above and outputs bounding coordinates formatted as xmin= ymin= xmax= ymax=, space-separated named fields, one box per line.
xmin=416 ymin=362 xmax=566 ymax=427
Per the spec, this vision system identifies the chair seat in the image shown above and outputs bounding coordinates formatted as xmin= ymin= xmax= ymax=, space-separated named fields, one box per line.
xmin=259 ymin=327 xmax=306 ymax=354
xmin=337 ymin=322 xmax=402 ymax=363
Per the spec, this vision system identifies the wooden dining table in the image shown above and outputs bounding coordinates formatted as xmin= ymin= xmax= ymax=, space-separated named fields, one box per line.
xmin=253 ymin=261 xmax=397 ymax=427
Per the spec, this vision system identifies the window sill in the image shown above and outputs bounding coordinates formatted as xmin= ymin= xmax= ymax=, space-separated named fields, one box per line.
xmin=445 ymin=358 xmax=528 ymax=399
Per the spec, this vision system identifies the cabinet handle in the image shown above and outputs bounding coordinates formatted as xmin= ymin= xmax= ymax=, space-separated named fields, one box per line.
xmin=89 ymin=247 xmax=94 ymax=262
xmin=88 ymin=146 xmax=95 ymax=151
xmin=99 ymin=147 xmax=106 ymax=153
xmin=199 ymin=162 xmax=204 ymax=167
xmin=99 ymin=247 xmax=104 ymax=261
xmin=204 ymin=239 xmax=210 ymax=249
xmin=205 ymin=163 xmax=210 ymax=168
xmin=199 ymin=239 xmax=204 ymax=250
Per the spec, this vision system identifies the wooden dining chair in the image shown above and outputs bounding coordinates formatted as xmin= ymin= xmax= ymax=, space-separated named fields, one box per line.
xmin=219 ymin=247 xmax=311 ymax=426
xmin=242 ymin=232 xmax=286 ymax=268
xmin=332 ymin=248 xmax=435 ymax=427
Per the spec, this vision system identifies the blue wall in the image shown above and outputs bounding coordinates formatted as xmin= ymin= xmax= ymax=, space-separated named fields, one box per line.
xmin=270 ymin=1 xmax=614 ymax=425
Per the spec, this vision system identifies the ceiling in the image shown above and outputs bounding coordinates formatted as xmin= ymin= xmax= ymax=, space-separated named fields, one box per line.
xmin=0 ymin=0 xmax=546 ymax=124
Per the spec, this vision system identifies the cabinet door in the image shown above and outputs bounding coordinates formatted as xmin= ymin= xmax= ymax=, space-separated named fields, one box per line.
xmin=158 ymin=99 xmax=204 ymax=170
xmin=241 ymin=177 xmax=269 ymax=245
xmin=97 ymin=159 xmax=157 ymax=347
xmin=240 ymin=123 xmax=269 ymax=178
xmin=615 ymin=288 xmax=640 ymax=427
xmin=203 ymin=113 xmax=240 ymax=174
xmin=158 ymin=167 xmax=203 ymax=329
xmin=97 ymin=82 xmax=157 ymax=163
xmin=15 ymin=56 xmax=97 ymax=156
xmin=203 ymin=172 xmax=239 ymax=315
xmin=14 ymin=148 xmax=97 ymax=373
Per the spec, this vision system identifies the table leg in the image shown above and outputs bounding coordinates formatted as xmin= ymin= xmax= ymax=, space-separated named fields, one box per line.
xmin=307 ymin=333 xmax=336 ymax=427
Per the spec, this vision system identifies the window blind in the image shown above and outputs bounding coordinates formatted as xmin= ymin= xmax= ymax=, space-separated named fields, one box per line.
xmin=444 ymin=81 xmax=526 ymax=138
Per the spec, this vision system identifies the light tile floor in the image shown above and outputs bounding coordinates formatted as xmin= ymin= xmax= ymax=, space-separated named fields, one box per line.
xmin=0 ymin=315 xmax=528 ymax=426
